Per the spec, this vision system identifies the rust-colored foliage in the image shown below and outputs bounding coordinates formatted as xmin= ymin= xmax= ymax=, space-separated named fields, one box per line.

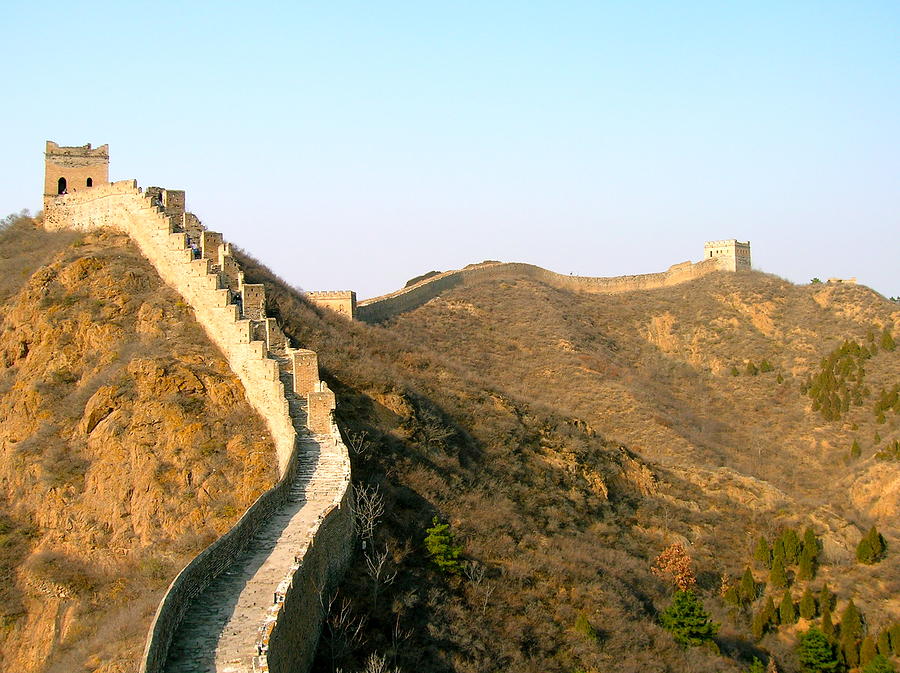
xmin=652 ymin=543 xmax=697 ymax=592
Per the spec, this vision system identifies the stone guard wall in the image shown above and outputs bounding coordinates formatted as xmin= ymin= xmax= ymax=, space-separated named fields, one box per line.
xmin=356 ymin=257 xmax=726 ymax=323
xmin=43 ymin=181 xmax=353 ymax=673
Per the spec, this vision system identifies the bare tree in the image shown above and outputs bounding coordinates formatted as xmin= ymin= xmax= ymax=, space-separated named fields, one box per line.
xmin=352 ymin=482 xmax=384 ymax=548
xmin=361 ymin=652 xmax=401 ymax=673
xmin=318 ymin=587 xmax=367 ymax=673
xmin=364 ymin=543 xmax=397 ymax=611
xmin=348 ymin=430 xmax=373 ymax=457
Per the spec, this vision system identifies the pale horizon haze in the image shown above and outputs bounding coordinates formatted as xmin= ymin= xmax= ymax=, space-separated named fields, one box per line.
xmin=2 ymin=1 xmax=898 ymax=299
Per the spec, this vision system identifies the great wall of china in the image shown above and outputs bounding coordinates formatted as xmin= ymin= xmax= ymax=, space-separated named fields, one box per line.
xmin=43 ymin=157 xmax=353 ymax=672
xmin=40 ymin=142 xmax=751 ymax=672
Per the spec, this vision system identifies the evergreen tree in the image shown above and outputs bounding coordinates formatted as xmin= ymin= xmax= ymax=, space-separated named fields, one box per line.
xmin=659 ymin=590 xmax=719 ymax=648
xmin=822 ymin=604 xmax=835 ymax=641
xmin=797 ymin=627 xmax=840 ymax=672
xmin=747 ymin=361 xmax=759 ymax=376
xmin=783 ymin=529 xmax=801 ymax=565
xmin=764 ymin=595 xmax=778 ymax=626
xmin=752 ymin=605 xmax=770 ymax=640
xmin=863 ymin=654 xmax=897 ymax=673
xmin=770 ymin=555 xmax=788 ymax=589
xmin=891 ymin=622 xmax=900 ymax=656
xmin=803 ymin=528 xmax=819 ymax=561
xmin=840 ymin=599 xmax=864 ymax=668
xmin=739 ymin=566 xmax=757 ymax=604
xmin=754 ymin=536 xmax=772 ymax=569
xmin=857 ymin=526 xmax=887 ymax=564
xmin=851 ymin=439 xmax=862 ymax=460
xmin=773 ymin=536 xmax=786 ymax=562
xmin=745 ymin=658 xmax=765 ymax=673
xmin=861 ymin=635 xmax=878 ymax=667
xmin=800 ymin=586 xmax=817 ymax=619
xmin=780 ymin=591 xmax=797 ymax=624
xmin=877 ymin=629 xmax=892 ymax=657
xmin=819 ymin=583 xmax=834 ymax=612
xmin=881 ymin=328 xmax=896 ymax=353
xmin=798 ymin=544 xmax=816 ymax=581
xmin=424 ymin=516 xmax=464 ymax=575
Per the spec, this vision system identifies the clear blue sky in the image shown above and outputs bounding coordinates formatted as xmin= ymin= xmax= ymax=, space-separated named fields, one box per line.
xmin=2 ymin=1 xmax=898 ymax=299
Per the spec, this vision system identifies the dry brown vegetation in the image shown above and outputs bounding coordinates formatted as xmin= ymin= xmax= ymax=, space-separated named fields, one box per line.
xmin=238 ymin=254 xmax=899 ymax=673
xmin=0 ymin=217 xmax=276 ymax=672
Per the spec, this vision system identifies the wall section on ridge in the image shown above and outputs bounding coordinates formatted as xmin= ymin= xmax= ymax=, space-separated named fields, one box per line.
xmin=356 ymin=257 xmax=728 ymax=323
xmin=43 ymin=181 xmax=353 ymax=673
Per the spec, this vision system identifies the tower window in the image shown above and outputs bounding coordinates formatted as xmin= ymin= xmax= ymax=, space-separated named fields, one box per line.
xmin=57 ymin=177 xmax=67 ymax=194
xmin=86 ymin=177 xmax=93 ymax=187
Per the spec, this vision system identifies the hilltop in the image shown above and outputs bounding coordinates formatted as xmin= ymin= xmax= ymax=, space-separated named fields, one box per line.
xmin=0 ymin=216 xmax=276 ymax=672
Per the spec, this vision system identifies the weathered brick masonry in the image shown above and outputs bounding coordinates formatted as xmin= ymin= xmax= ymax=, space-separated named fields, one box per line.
xmin=42 ymin=155 xmax=353 ymax=673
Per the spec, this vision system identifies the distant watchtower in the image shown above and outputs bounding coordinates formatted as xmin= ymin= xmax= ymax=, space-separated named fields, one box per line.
xmin=43 ymin=141 xmax=109 ymax=208
xmin=704 ymin=239 xmax=751 ymax=272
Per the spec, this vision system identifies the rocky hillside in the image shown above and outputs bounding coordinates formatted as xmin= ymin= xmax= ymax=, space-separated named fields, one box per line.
xmin=0 ymin=217 xmax=277 ymax=673
xmin=239 ymin=255 xmax=899 ymax=673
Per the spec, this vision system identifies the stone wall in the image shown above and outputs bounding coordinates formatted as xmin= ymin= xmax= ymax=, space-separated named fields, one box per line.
xmin=43 ymin=141 xmax=110 ymax=207
xmin=306 ymin=290 xmax=357 ymax=319
xmin=43 ymin=181 xmax=353 ymax=673
xmin=356 ymin=257 xmax=729 ymax=323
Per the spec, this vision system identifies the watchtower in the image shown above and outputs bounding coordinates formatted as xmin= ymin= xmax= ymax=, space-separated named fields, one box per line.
xmin=703 ymin=239 xmax=751 ymax=271
xmin=43 ymin=141 xmax=109 ymax=208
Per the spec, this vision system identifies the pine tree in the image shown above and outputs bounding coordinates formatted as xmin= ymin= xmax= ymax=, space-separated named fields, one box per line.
xmin=764 ymin=595 xmax=778 ymax=626
xmin=800 ymin=586 xmax=817 ymax=619
xmin=798 ymin=544 xmax=816 ymax=581
xmin=819 ymin=583 xmax=834 ymax=612
xmin=822 ymin=604 xmax=835 ymax=640
xmin=783 ymin=529 xmax=801 ymax=565
xmin=797 ymin=627 xmax=840 ymax=672
xmin=739 ymin=566 xmax=757 ymax=604
xmin=857 ymin=526 xmax=887 ymax=564
xmin=803 ymin=528 xmax=819 ymax=561
xmin=773 ymin=536 xmax=786 ymax=562
xmin=780 ymin=591 xmax=797 ymax=624
xmin=877 ymin=629 xmax=891 ymax=656
xmin=752 ymin=605 xmax=769 ymax=640
xmin=754 ymin=536 xmax=772 ymax=569
xmin=863 ymin=654 xmax=897 ymax=673
xmin=891 ymin=622 xmax=900 ymax=656
xmin=851 ymin=439 xmax=862 ymax=460
xmin=881 ymin=328 xmax=896 ymax=353
xmin=745 ymin=658 xmax=765 ymax=673
xmin=770 ymin=555 xmax=788 ymax=589
xmin=840 ymin=599 xmax=864 ymax=668
xmin=659 ymin=590 xmax=719 ymax=648
xmin=861 ymin=635 xmax=878 ymax=667
xmin=424 ymin=516 xmax=464 ymax=575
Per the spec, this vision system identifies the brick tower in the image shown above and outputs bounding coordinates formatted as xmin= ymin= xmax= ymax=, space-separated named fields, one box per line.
xmin=43 ymin=141 xmax=109 ymax=208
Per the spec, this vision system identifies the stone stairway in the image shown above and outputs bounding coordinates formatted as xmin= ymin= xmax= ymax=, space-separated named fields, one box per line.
xmin=164 ymin=363 xmax=348 ymax=673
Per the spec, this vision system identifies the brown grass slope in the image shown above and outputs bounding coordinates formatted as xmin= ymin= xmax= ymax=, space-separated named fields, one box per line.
xmin=0 ymin=218 xmax=277 ymax=673
xmin=234 ymin=256 xmax=900 ymax=673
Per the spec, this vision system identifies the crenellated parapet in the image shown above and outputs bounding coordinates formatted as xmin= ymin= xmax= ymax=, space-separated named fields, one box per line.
xmin=42 ymin=162 xmax=352 ymax=673
xmin=355 ymin=253 xmax=743 ymax=323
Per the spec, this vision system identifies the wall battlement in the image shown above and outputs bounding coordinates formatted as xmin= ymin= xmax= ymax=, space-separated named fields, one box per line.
xmin=42 ymin=158 xmax=352 ymax=673
xmin=356 ymin=252 xmax=744 ymax=323
xmin=305 ymin=290 xmax=357 ymax=319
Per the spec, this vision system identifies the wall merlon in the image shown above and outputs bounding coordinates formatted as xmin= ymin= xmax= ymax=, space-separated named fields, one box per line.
xmin=292 ymin=350 xmax=319 ymax=396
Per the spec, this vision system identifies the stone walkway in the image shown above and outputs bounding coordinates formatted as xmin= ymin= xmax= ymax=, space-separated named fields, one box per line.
xmin=163 ymin=365 xmax=348 ymax=672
